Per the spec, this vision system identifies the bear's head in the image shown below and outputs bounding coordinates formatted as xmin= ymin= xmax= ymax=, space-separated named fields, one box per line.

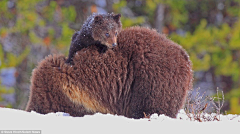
xmin=92 ymin=13 xmax=122 ymax=48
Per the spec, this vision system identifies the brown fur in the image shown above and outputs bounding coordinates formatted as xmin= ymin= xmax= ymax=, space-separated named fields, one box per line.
xmin=26 ymin=27 xmax=193 ymax=119
xmin=66 ymin=13 xmax=122 ymax=64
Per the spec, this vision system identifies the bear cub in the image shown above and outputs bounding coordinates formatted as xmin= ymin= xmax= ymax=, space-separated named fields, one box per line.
xmin=66 ymin=13 xmax=122 ymax=64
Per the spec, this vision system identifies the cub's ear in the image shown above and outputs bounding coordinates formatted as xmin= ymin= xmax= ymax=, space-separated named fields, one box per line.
xmin=94 ymin=15 xmax=103 ymax=23
xmin=113 ymin=14 xmax=121 ymax=23
xmin=71 ymin=31 xmax=79 ymax=42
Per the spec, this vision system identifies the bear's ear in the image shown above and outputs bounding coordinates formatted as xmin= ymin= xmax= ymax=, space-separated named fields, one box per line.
xmin=94 ymin=15 xmax=103 ymax=24
xmin=71 ymin=32 xmax=79 ymax=42
xmin=113 ymin=14 xmax=121 ymax=24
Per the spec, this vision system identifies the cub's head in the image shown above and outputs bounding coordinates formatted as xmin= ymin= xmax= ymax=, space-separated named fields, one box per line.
xmin=92 ymin=13 xmax=122 ymax=48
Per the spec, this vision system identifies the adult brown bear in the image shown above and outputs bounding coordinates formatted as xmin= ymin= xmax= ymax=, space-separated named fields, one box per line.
xmin=26 ymin=27 xmax=193 ymax=119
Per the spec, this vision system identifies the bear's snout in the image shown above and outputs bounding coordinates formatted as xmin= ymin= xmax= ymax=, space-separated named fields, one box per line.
xmin=112 ymin=43 xmax=117 ymax=47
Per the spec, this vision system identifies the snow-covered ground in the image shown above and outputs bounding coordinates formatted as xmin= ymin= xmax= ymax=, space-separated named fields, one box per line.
xmin=0 ymin=107 xmax=239 ymax=134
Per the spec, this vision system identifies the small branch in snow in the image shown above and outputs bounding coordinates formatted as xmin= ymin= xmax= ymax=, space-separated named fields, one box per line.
xmin=184 ymin=87 xmax=225 ymax=122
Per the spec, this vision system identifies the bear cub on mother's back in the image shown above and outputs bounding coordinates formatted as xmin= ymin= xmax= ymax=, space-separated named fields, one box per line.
xmin=66 ymin=13 xmax=122 ymax=64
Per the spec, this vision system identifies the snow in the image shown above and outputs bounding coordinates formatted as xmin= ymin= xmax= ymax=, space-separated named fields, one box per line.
xmin=0 ymin=108 xmax=239 ymax=134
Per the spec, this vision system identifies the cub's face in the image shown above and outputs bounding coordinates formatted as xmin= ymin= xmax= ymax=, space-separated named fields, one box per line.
xmin=92 ymin=14 xmax=122 ymax=48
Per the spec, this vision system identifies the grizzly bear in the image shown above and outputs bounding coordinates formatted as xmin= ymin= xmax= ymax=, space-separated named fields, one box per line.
xmin=66 ymin=13 xmax=122 ymax=64
xmin=26 ymin=26 xmax=193 ymax=119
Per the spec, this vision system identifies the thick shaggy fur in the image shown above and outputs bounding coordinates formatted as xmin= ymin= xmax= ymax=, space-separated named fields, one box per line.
xmin=66 ymin=13 xmax=122 ymax=64
xmin=26 ymin=27 xmax=193 ymax=119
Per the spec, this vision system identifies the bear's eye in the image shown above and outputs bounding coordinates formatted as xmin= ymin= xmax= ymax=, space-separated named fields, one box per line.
xmin=115 ymin=32 xmax=118 ymax=36
xmin=105 ymin=33 xmax=110 ymax=37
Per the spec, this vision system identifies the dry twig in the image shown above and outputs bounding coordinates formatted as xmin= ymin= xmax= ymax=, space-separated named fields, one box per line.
xmin=184 ymin=87 xmax=225 ymax=122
